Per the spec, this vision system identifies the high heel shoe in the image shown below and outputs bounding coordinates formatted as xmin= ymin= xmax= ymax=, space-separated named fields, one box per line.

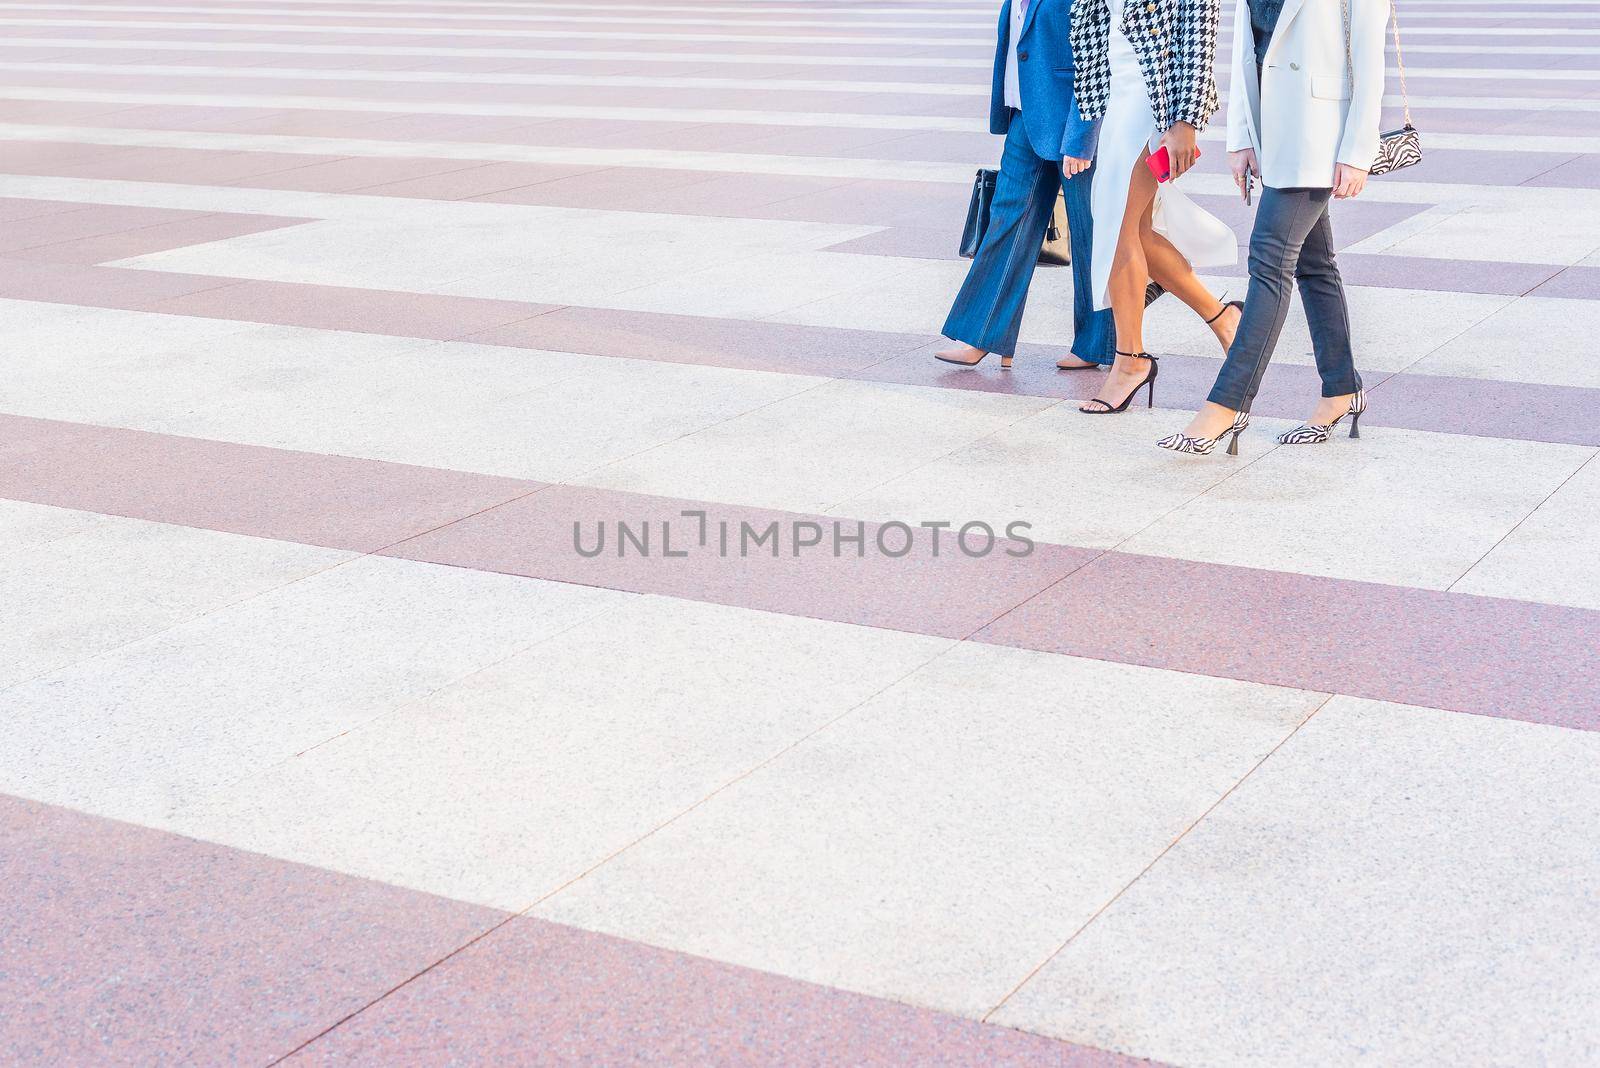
xmin=1156 ymin=411 xmax=1250 ymax=456
xmin=1205 ymin=299 xmax=1245 ymax=329
xmin=1277 ymin=389 xmax=1366 ymax=444
xmin=934 ymin=348 xmax=1011 ymax=370
xmin=1079 ymin=351 xmax=1158 ymax=414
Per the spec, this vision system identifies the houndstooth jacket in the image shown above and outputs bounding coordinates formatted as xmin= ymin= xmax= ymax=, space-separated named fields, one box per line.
xmin=1069 ymin=0 xmax=1222 ymax=132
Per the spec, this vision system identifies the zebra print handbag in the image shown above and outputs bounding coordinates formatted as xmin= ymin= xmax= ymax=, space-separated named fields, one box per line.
xmin=1344 ymin=0 xmax=1422 ymax=175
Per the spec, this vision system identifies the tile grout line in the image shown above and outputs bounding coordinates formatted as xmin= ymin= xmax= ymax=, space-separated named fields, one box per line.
xmin=979 ymin=690 xmax=1339 ymax=1025
xmin=264 ymin=632 xmax=969 ymax=1067
xmin=1444 ymin=447 xmax=1599 ymax=593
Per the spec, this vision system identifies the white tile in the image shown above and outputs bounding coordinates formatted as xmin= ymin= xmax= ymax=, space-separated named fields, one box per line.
xmin=1146 ymin=282 xmax=1508 ymax=373
xmin=1123 ymin=426 xmax=1594 ymax=589
xmin=1409 ymin=295 xmax=1600 ymax=389
xmin=0 ymin=556 xmax=631 ymax=821
xmin=993 ymin=697 xmax=1600 ymax=1067
xmin=574 ymin=377 xmax=1056 ymax=513
xmin=604 ymin=251 xmax=920 ymax=321
xmin=114 ymin=209 xmax=879 ymax=303
xmin=0 ymin=497 xmax=101 ymax=551
xmin=536 ymin=643 xmax=1322 ymax=1017
xmin=5 ymin=314 xmax=432 ymax=428
xmin=1452 ymin=455 xmax=1600 ymax=609
xmin=163 ymin=597 xmax=952 ymax=910
xmin=0 ymin=507 xmax=352 ymax=691
xmin=1376 ymin=200 xmax=1600 ymax=266
xmin=828 ymin=402 xmax=1263 ymax=548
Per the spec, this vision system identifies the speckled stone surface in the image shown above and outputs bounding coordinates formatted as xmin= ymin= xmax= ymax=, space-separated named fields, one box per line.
xmin=289 ymin=917 xmax=1154 ymax=1067
xmin=992 ymin=698 xmax=1600 ymax=1065
xmin=978 ymin=550 xmax=1600 ymax=731
xmin=0 ymin=794 xmax=504 ymax=1066
xmin=5 ymin=0 xmax=1600 ymax=1060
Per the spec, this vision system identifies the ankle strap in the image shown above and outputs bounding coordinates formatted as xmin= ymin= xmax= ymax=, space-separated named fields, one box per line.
xmin=1116 ymin=349 xmax=1153 ymax=359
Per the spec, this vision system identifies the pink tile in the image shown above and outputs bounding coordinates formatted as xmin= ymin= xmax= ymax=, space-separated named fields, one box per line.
xmin=977 ymin=552 xmax=1600 ymax=732
xmin=360 ymin=161 xmax=599 ymax=200
xmin=6 ymin=212 xmax=310 ymax=265
xmin=383 ymin=483 xmax=1095 ymax=640
xmin=289 ymin=916 xmax=1150 ymax=1068
xmin=0 ymin=259 xmax=239 ymax=309
xmin=0 ymin=414 xmax=541 ymax=553
xmin=149 ymin=279 xmax=558 ymax=340
xmin=466 ymin=305 xmax=932 ymax=376
xmin=48 ymin=146 xmax=348 ymax=185
xmin=0 ymin=197 xmax=99 ymax=222
xmin=0 ymin=793 xmax=503 ymax=1066
xmin=232 ymin=155 xmax=495 ymax=194
xmin=0 ymin=203 xmax=204 ymax=253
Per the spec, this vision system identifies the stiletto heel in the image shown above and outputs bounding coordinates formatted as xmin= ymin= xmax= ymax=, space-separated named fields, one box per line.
xmin=1156 ymin=411 xmax=1250 ymax=456
xmin=1278 ymin=389 xmax=1366 ymax=445
xmin=1080 ymin=351 xmax=1158 ymax=415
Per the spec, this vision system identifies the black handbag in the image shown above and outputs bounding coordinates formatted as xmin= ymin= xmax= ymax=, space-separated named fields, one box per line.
xmin=959 ymin=168 xmax=1071 ymax=267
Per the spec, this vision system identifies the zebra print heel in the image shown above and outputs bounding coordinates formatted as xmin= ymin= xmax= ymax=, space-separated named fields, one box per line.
xmin=1277 ymin=390 xmax=1367 ymax=445
xmin=1156 ymin=411 xmax=1250 ymax=456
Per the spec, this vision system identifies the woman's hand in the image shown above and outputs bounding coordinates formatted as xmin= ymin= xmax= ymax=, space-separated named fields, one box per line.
xmin=1062 ymin=156 xmax=1092 ymax=179
xmin=1333 ymin=163 xmax=1369 ymax=199
xmin=1229 ymin=148 xmax=1259 ymax=201
xmin=1162 ymin=122 xmax=1199 ymax=179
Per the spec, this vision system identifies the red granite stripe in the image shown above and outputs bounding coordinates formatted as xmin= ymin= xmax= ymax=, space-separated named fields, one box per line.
xmin=0 ymin=412 xmax=541 ymax=553
xmin=2 ymin=793 xmax=1145 ymax=1067
xmin=287 ymin=915 xmax=1151 ymax=1067
xmin=0 ymin=792 xmax=504 ymax=1066
xmin=1 ymin=413 xmax=1596 ymax=729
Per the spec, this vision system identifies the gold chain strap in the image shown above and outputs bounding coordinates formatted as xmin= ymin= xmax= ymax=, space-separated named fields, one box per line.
xmin=1342 ymin=0 xmax=1411 ymax=128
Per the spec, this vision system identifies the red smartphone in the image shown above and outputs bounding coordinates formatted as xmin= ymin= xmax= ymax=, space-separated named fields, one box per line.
xmin=1145 ymin=144 xmax=1201 ymax=183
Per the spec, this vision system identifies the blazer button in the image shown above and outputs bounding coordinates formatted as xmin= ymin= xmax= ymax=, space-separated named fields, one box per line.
xmin=1018 ymin=51 xmax=1029 ymax=60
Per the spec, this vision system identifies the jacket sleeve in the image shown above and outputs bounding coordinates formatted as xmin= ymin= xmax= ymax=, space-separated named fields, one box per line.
xmin=1060 ymin=80 xmax=1103 ymax=159
xmin=1224 ymin=0 xmax=1254 ymax=151
xmin=1337 ymin=0 xmax=1388 ymax=169
xmin=1171 ymin=0 xmax=1222 ymax=129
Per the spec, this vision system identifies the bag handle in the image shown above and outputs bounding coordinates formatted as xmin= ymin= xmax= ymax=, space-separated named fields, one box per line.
xmin=1342 ymin=0 xmax=1411 ymax=129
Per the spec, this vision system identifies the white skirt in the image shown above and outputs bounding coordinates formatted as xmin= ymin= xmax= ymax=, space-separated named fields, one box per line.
xmin=1089 ymin=44 xmax=1237 ymax=310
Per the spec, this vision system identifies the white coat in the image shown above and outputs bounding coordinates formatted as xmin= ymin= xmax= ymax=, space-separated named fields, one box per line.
xmin=1225 ymin=0 xmax=1388 ymax=189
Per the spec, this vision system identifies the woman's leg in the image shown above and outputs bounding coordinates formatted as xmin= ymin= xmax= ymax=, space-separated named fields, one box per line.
xmin=1140 ymin=220 xmax=1241 ymax=352
xmin=939 ymin=123 xmax=1060 ymax=364
xmin=1081 ymin=150 xmax=1159 ymax=410
xmin=1294 ymin=198 xmax=1362 ymax=423
xmin=1183 ymin=186 xmax=1330 ymax=437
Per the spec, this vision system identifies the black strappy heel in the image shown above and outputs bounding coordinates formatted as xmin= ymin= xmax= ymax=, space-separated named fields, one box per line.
xmin=1205 ymin=299 xmax=1244 ymax=328
xmin=1079 ymin=351 xmax=1158 ymax=414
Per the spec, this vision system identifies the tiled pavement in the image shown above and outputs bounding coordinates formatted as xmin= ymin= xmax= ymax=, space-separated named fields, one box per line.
xmin=2 ymin=1 xmax=1599 ymax=1065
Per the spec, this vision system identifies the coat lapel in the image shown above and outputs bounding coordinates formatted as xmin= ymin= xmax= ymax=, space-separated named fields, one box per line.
xmin=1019 ymin=0 xmax=1044 ymax=42
xmin=1267 ymin=0 xmax=1311 ymax=59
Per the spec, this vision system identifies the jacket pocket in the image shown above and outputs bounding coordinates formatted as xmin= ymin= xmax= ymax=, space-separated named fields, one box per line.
xmin=1053 ymin=66 xmax=1075 ymax=74
xmin=1310 ymin=74 xmax=1352 ymax=101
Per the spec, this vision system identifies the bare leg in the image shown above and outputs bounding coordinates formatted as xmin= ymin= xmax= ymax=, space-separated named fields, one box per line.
xmin=1182 ymin=399 xmax=1243 ymax=438
xmin=1081 ymin=151 xmax=1160 ymax=412
xmin=1306 ymin=393 xmax=1358 ymax=424
xmin=1140 ymin=220 xmax=1241 ymax=352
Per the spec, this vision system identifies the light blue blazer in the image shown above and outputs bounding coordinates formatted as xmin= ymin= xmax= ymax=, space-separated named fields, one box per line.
xmin=989 ymin=0 xmax=1102 ymax=160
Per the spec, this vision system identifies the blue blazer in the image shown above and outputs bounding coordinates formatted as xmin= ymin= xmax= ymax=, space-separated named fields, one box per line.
xmin=989 ymin=0 xmax=1101 ymax=160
